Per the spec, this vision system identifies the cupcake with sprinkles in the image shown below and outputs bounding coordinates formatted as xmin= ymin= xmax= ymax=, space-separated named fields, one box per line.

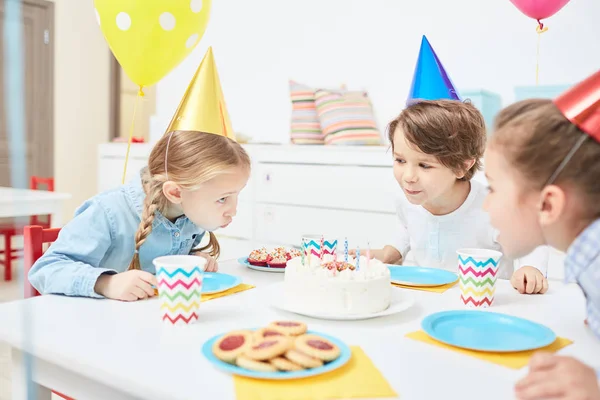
xmin=248 ymin=247 xmax=268 ymax=267
xmin=267 ymin=247 xmax=290 ymax=268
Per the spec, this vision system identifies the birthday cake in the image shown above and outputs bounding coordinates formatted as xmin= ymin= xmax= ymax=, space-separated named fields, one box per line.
xmin=284 ymin=254 xmax=391 ymax=316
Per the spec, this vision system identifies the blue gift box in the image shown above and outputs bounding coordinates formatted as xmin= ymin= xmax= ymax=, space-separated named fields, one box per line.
xmin=461 ymin=89 xmax=502 ymax=133
xmin=514 ymin=84 xmax=572 ymax=101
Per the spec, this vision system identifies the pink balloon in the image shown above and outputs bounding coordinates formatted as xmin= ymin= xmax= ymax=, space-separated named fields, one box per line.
xmin=509 ymin=0 xmax=570 ymax=20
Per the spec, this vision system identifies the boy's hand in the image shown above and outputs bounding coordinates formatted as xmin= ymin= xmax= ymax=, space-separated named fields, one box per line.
xmin=192 ymin=251 xmax=219 ymax=272
xmin=94 ymin=270 xmax=157 ymax=301
xmin=515 ymin=353 xmax=600 ymax=400
xmin=511 ymin=266 xmax=548 ymax=294
xmin=349 ymin=246 xmax=402 ymax=264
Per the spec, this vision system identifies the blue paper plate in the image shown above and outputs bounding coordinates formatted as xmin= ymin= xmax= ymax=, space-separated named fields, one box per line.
xmin=388 ymin=266 xmax=458 ymax=287
xmin=202 ymin=330 xmax=351 ymax=380
xmin=201 ymin=273 xmax=242 ymax=295
xmin=238 ymin=257 xmax=286 ymax=273
xmin=421 ymin=310 xmax=557 ymax=352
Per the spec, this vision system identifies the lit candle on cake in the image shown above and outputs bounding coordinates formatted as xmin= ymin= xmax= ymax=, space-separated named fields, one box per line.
xmin=356 ymin=246 xmax=360 ymax=271
xmin=301 ymin=239 xmax=306 ymax=266
xmin=344 ymin=237 xmax=349 ymax=262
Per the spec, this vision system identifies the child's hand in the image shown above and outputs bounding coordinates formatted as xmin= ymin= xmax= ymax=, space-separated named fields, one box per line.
xmin=349 ymin=248 xmax=379 ymax=259
xmin=94 ymin=270 xmax=157 ymax=301
xmin=511 ymin=266 xmax=548 ymax=294
xmin=192 ymin=251 xmax=219 ymax=272
xmin=515 ymin=353 xmax=600 ymax=400
xmin=349 ymin=246 xmax=402 ymax=264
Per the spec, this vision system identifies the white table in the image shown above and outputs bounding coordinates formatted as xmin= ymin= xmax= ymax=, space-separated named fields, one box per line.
xmin=0 ymin=259 xmax=598 ymax=400
xmin=0 ymin=187 xmax=71 ymax=227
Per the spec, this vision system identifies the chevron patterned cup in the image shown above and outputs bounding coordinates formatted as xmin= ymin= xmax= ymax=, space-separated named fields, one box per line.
xmin=153 ymin=255 xmax=206 ymax=326
xmin=302 ymin=234 xmax=338 ymax=258
xmin=457 ymin=249 xmax=503 ymax=309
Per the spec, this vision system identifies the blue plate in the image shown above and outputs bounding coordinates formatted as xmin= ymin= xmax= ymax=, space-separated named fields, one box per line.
xmin=238 ymin=257 xmax=286 ymax=273
xmin=421 ymin=310 xmax=557 ymax=352
xmin=201 ymin=273 xmax=242 ymax=295
xmin=202 ymin=330 xmax=351 ymax=380
xmin=388 ymin=266 xmax=458 ymax=287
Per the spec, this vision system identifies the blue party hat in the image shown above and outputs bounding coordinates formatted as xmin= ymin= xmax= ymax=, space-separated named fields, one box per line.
xmin=407 ymin=35 xmax=460 ymax=104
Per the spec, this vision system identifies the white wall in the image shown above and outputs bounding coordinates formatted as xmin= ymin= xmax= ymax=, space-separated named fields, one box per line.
xmin=152 ymin=0 xmax=600 ymax=144
xmin=53 ymin=0 xmax=110 ymax=218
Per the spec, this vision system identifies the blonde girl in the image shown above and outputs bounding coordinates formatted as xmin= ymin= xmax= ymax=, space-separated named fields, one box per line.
xmin=29 ymin=131 xmax=251 ymax=301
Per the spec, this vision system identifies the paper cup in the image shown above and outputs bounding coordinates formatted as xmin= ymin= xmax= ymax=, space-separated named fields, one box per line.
xmin=457 ymin=248 xmax=502 ymax=308
xmin=302 ymin=234 xmax=338 ymax=258
xmin=153 ymin=255 xmax=206 ymax=326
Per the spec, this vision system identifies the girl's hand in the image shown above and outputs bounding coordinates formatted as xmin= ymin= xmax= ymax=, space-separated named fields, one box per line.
xmin=193 ymin=251 xmax=219 ymax=272
xmin=515 ymin=353 xmax=600 ymax=400
xmin=511 ymin=266 xmax=548 ymax=294
xmin=94 ymin=270 xmax=157 ymax=301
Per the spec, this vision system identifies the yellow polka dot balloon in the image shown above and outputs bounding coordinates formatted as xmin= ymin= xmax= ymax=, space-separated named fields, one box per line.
xmin=94 ymin=0 xmax=212 ymax=88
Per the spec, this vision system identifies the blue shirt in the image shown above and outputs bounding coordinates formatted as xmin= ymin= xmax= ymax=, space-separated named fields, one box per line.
xmin=28 ymin=171 xmax=205 ymax=298
xmin=564 ymin=218 xmax=600 ymax=342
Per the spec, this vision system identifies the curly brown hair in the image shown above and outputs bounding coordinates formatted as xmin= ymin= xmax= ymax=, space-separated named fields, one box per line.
xmin=387 ymin=100 xmax=486 ymax=181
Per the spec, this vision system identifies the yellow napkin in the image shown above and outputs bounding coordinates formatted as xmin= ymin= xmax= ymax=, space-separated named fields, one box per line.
xmin=153 ymin=283 xmax=255 ymax=300
xmin=392 ymin=279 xmax=458 ymax=293
xmin=202 ymin=283 xmax=255 ymax=302
xmin=406 ymin=330 xmax=573 ymax=369
xmin=234 ymin=346 xmax=398 ymax=400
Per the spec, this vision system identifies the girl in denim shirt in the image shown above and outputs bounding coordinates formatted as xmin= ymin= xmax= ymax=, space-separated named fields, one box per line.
xmin=29 ymin=130 xmax=251 ymax=302
xmin=484 ymin=72 xmax=600 ymax=400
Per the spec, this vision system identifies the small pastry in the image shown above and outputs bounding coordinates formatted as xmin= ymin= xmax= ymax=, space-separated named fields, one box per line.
xmin=253 ymin=327 xmax=287 ymax=342
xmin=266 ymin=247 xmax=290 ymax=268
xmin=243 ymin=336 xmax=291 ymax=361
xmin=270 ymin=356 xmax=304 ymax=371
xmin=268 ymin=321 xmax=308 ymax=336
xmin=212 ymin=330 xmax=253 ymax=363
xmin=236 ymin=355 xmax=278 ymax=372
xmin=283 ymin=349 xmax=324 ymax=369
xmin=294 ymin=334 xmax=341 ymax=361
xmin=248 ymin=248 xmax=268 ymax=266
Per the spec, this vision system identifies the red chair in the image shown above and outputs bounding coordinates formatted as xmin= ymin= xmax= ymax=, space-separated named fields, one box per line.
xmin=23 ymin=225 xmax=74 ymax=400
xmin=0 ymin=176 xmax=54 ymax=281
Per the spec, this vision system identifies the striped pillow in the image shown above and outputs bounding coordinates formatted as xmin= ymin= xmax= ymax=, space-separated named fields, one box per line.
xmin=314 ymin=89 xmax=382 ymax=146
xmin=289 ymin=80 xmax=324 ymax=144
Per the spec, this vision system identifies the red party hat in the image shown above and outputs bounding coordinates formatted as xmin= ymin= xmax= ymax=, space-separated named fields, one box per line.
xmin=554 ymin=69 xmax=600 ymax=143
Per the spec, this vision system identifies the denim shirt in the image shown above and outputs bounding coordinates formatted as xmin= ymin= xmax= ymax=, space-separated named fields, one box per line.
xmin=28 ymin=171 xmax=205 ymax=298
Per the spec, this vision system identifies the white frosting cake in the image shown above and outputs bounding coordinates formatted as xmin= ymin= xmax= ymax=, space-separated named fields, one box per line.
xmin=284 ymin=255 xmax=391 ymax=316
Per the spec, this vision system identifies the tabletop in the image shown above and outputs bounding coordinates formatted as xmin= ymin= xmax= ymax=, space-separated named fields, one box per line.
xmin=0 ymin=187 xmax=71 ymax=219
xmin=0 ymin=258 xmax=597 ymax=400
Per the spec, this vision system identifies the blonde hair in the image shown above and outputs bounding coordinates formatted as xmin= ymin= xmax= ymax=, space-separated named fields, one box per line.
xmin=128 ymin=131 xmax=251 ymax=270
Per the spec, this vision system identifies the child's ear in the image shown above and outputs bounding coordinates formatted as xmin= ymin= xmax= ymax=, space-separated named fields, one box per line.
xmin=456 ymin=159 xmax=476 ymax=179
xmin=162 ymin=181 xmax=183 ymax=204
xmin=538 ymin=185 xmax=566 ymax=227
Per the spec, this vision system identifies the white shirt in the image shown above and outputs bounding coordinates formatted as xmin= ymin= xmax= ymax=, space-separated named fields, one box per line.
xmin=392 ymin=180 xmax=549 ymax=279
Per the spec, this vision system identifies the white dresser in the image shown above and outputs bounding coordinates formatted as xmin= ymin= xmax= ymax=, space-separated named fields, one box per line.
xmin=98 ymin=143 xmax=565 ymax=278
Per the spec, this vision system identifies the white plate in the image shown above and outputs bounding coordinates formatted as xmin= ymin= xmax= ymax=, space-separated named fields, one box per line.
xmin=267 ymin=283 xmax=414 ymax=321
xmin=238 ymin=257 xmax=286 ymax=273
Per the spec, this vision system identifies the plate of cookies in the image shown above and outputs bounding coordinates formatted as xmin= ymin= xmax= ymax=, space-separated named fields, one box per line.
xmin=202 ymin=320 xmax=351 ymax=379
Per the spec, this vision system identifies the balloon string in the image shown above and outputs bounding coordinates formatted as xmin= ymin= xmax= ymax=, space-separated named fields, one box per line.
xmin=122 ymin=86 xmax=145 ymax=184
xmin=535 ymin=20 xmax=548 ymax=86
